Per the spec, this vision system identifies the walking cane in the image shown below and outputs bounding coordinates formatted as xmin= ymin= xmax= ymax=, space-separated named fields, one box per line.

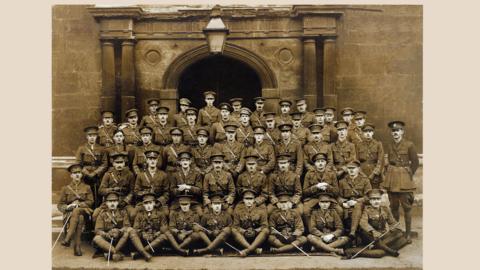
xmin=193 ymin=222 xmax=242 ymax=254
xmin=107 ymin=237 xmax=114 ymax=266
xmin=146 ymin=239 xmax=155 ymax=253
xmin=270 ymin=227 xmax=310 ymax=257
xmin=348 ymin=222 xmax=400 ymax=259
xmin=51 ymin=212 xmax=72 ymax=251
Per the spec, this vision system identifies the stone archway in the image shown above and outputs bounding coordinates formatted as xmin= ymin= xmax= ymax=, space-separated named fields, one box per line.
xmin=161 ymin=43 xmax=279 ymax=112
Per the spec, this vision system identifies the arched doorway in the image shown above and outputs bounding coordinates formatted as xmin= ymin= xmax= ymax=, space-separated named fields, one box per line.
xmin=178 ymin=55 xmax=262 ymax=109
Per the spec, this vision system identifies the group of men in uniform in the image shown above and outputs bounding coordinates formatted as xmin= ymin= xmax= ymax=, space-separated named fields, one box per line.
xmin=56 ymin=91 xmax=419 ymax=261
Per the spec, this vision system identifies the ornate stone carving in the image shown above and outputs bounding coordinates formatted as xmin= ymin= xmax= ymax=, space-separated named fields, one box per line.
xmin=145 ymin=49 xmax=162 ymax=65
xmin=276 ymin=48 xmax=294 ymax=65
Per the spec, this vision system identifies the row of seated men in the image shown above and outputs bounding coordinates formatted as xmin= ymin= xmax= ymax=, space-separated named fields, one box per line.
xmin=58 ymin=152 xmax=410 ymax=261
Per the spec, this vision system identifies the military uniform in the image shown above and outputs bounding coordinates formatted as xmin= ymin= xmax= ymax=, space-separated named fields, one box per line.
xmin=210 ymin=118 xmax=236 ymax=144
xmin=356 ymin=124 xmax=385 ymax=188
xmin=307 ymin=194 xmax=348 ymax=254
xmin=139 ymin=98 xmax=161 ymax=129
xmin=250 ymin=110 xmax=265 ymax=127
xmin=132 ymin=194 xmax=169 ymax=259
xmin=268 ymin=197 xmax=307 ymax=253
xmin=163 ymin=135 xmax=190 ymax=175
xmin=275 ymin=113 xmax=292 ymax=127
xmin=382 ymin=121 xmax=419 ymax=240
xmin=198 ymin=102 xmax=220 ymax=127
xmin=133 ymin=167 xmax=170 ymax=211
xmin=231 ymin=191 xmax=270 ymax=256
xmin=132 ymin=141 xmax=163 ymax=176
xmin=303 ymin=140 xmax=334 ymax=171
xmin=268 ymin=163 xmax=303 ymax=215
xmin=331 ymin=122 xmax=357 ymax=178
xmin=338 ymin=161 xmax=372 ymax=235
xmin=191 ymin=129 xmax=215 ymax=174
xmin=165 ymin=196 xmax=202 ymax=255
xmin=93 ymin=192 xmax=133 ymax=261
xmin=275 ymin=124 xmax=304 ymax=175
xmin=291 ymin=111 xmax=310 ymax=145
xmin=75 ymin=126 xmax=107 ymax=207
xmin=123 ymin=125 xmax=142 ymax=146
xmin=58 ymin=163 xmax=94 ymax=256
xmin=236 ymin=120 xmax=254 ymax=147
xmin=97 ymin=162 xmax=136 ymax=221
xmin=203 ymin=169 xmax=236 ymax=210
xmin=303 ymin=154 xmax=339 ymax=219
xmin=170 ymin=160 xmax=204 ymax=214
xmin=356 ymin=189 xmax=406 ymax=258
xmin=173 ymin=98 xmax=191 ymax=128
xmin=105 ymin=143 xmax=135 ymax=169
xmin=98 ymin=124 xmax=117 ymax=147
xmin=236 ymin=161 xmax=269 ymax=207
xmin=241 ymin=140 xmax=276 ymax=174
xmin=194 ymin=197 xmax=233 ymax=255
xmin=213 ymin=124 xmax=244 ymax=175
xmin=152 ymin=108 xmax=172 ymax=146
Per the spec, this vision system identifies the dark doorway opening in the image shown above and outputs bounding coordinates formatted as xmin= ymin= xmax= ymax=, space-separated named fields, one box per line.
xmin=178 ymin=55 xmax=262 ymax=110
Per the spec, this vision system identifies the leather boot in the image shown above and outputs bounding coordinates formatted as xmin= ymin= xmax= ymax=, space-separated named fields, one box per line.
xmin=166 ymin=232 xmax=188 ymax=256
xmin=148 ymin=234 xmax=168 ymax=251
xmin=232 ymin=230 xmax=251 ymax=250
xmin=308 ymin=236 xmax=337 ymax=253
xmin=130 ymin=232 xmax=152 ymax=261
xmin=93 ymin=235 xmax=116 ymax=254
xmin=73 ymin=216 xmax=84 ymax=256
xmin=247 ymin=230 xmax=268 ymax=254
xmin=344 ymin=247 xmax=386 ymax=258
xmin=115 ymin=230 xmax=130 ymax=252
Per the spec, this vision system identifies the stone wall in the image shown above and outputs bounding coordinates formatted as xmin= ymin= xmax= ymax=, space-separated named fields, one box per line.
xmin=53 ymin=5 xmax=102 ymax=156
xmin=335 ymin=5 xmax=422 ymax=151
xmin=52 ymin=5 xmax=423 ymax=159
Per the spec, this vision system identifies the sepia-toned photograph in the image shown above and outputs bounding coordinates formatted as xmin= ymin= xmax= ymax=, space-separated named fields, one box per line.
xmin=52 ymin=3 xmax=422 ymax=269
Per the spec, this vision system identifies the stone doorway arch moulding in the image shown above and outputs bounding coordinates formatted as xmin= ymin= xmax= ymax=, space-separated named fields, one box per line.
xmin=160 ymin=43 xmax=279 ymax=112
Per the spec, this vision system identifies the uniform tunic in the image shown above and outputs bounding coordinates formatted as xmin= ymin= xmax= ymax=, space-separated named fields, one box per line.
xmin=170 ymin=168 xmax=203 ymax=205
xmin=331 ymin=140 xmax=357 ymax=171
xmin=152 ymin=123 xmax=172 ymax=146
xmin=383 ymin=139 xmax=419 ymax=192
xmin=303 ymin=169 xmax=339 ymax=200
xmin=140 ymin=114 xmax=160 ymax=129
xmin=210 ymin=119 xmax=236 ymax=143
xmin=163 ymin=143 xmax=191 ymax=172
xmin=75 ymin=143 xmax=107 ymax=177
xmin=309 ymin=208 xmax=343 ymax=237
xmin=303 ymin=141 xmax=334 ymax=171
xmin=122 ymin=125 xmax=142 ymax=146
xmin=133 ymin=208 xmax=168 ymax=236
xmin=236 ymin=124 xmax=254 ymax=146
xmin=275 ymin=139 xmax=304 ymax=175
xmin=356 ymin=138 xmax=384 ymax=183
xmin=338 ymin=174 xmax=372 ymax=203
xmin=98 ymin=168 xmax=135 ymax=204
xmin=359 ymin=205 xmax=397 ymax=234
xmin=191 ymin=144 xmax=214 ymax=172
xmin=269 ymin=171 xmax=302 ymax=204
xmin=291 ymin=126 xmax=310 ymax=145
xmin=250 ymin=110 xmax=266 ymax=127
xmin=58 ymin=181 xmax=94 ymax=213
xmin=236 ymin=171 xmax=269 ymax=205
xmin=213 ymin=141 xmax=244 ymax=172
xmin=233 ymin=204 xmax=268 ymax=233
xmin=200 ymin=210 xmax=233 ymax=236
xmin=197 ymin=106 xmax=220 ymax=126
xmin=348 ymin=126 xmax=364 ymax=146
xmin=182 ymin=124 xmax=199 ymax=146
xmin=265 ymin=128 xmax=280 ymax=145
xmin=95 ymin=208 xmax=131 ymax=235
xmin=203 ymin=170 xmax=236 ymax=202
xmin=134 ymin=169 xmax=170 ymax=206
xmin=269 ymin=209 xmax=304 ymax=240
xmin=169 ymin=210 xmax=200 ymax=232
xmin=98 ymin=124 xmax=117 ymax=147
xmin=275 ymin=114 xmax=292 ymax=127
xmin=240 ymin=141 xmax=276 ymax=174
xmin=132 ymin=143 xmax=163 ymax=175
xmin=173 ymin=112 xmax=188 ymax=128
xmin=299 ymin=111 xmax=315 ymax=128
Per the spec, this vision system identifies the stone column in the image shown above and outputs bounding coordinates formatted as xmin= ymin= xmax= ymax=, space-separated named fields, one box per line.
xmin=303 ymin=38 xmax=317 ymax=109
xmin=323 ymin=36 xmax=337 ymax=108
xmin=100 ymin=41 xmax=116 ymax=114
xmin=120 ymin=40 xmax=136 ymax=118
